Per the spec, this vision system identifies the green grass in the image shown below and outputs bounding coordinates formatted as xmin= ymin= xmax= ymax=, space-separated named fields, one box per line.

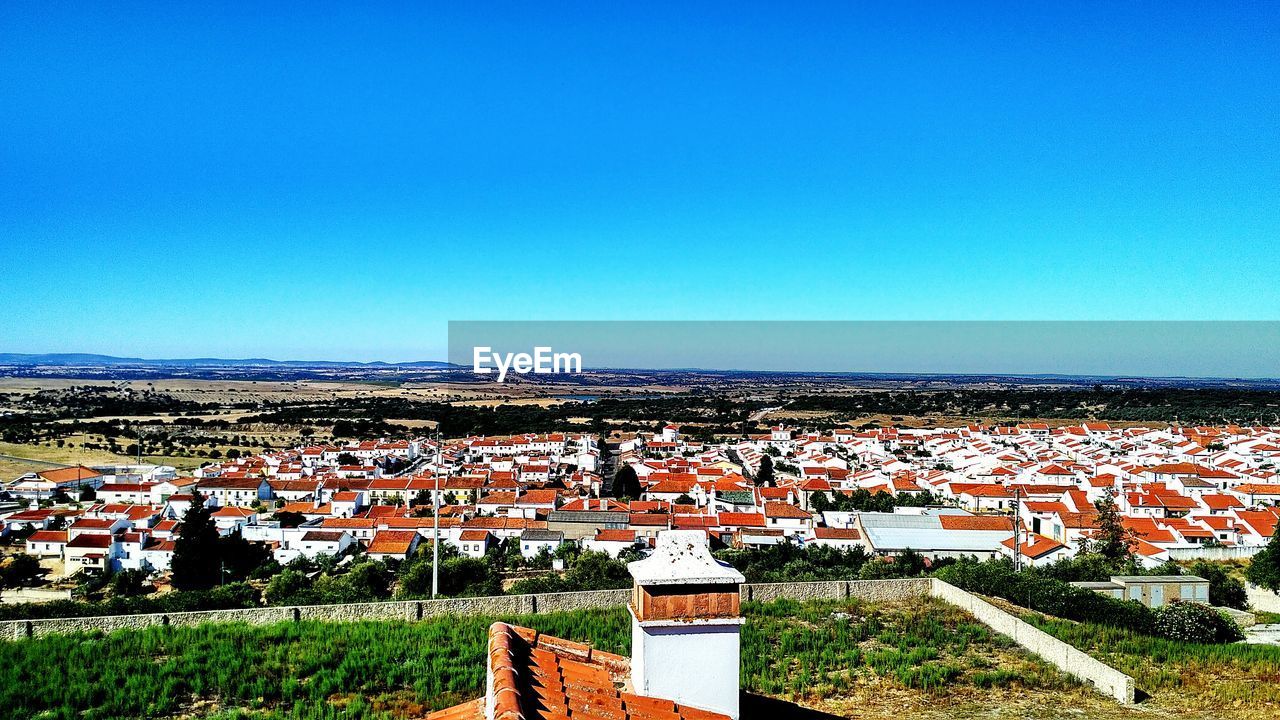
xmin=19 ymin=598 xmax=1261 ymax=720
xmin=0 ymin=610 xmax=631 ymax=720
xmin=1023 ymin=611 xmax=1280 ymax=710
xmin=741 ymin=597 xmax=1078 ymax=701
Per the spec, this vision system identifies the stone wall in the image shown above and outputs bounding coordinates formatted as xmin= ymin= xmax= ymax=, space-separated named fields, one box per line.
xmin=1 ymin=588 xmax=73 ymax=604
xmin=929 ymin=578 xmax=1136 ymax=704
xmin=0 ymin=582 xmax=929 ymax=640
xmin=1167 ymin=546 xmax=1261 ymax=561
xmin=0 ymin=589 xmax=631 ymax=640
xmin=1246 ymin=583 xmax=1280 ymax=613
xmin=742 ymin=578 xmax=932 ymax=604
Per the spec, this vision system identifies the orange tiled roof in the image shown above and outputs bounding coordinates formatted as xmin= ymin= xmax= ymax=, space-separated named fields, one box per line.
xmin=593 ymin=529 xmax=636 ymax=543
xmin=367 ymin=530 xmax=418 ymax=555
xmin=37 ymin=465 xmax=102 ymax=483
xmin=427 ymin=622 xmax=730 ymax=720
xmin=763 ymin=502 xmax=811 ymax=519
xmin=938 ymin=515 xmax=1013 ymax=532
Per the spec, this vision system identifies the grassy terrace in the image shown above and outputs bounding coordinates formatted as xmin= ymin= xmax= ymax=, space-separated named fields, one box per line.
xmin=0 ymin=597 xmax=1272 ymax=720
xmin=1022 ymin=610 xmax=1280 ymax=718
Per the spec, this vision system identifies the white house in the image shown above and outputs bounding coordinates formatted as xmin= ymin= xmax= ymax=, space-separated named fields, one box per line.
xmin=25 ymin=529 xmax=68 ymax=558
xmin=454 ymin=529 xmax=496 ymax=558
xmin=582 ymin=528 xmax=640 ymax=558
xmin=519 ymin=529 xmax=564 ymax=559
xmin=274 ymin=529 xmax=355 ymax=564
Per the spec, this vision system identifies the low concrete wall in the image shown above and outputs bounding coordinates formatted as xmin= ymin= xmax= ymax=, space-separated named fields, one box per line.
xmin=1 ymin=588 xmax=73 ymax=604
xmin=1246 ymin=584 xmax=1280 ymax=613
xmin=1167 ymin=546 xmax=1261 ymax=561
xmin=0 ymin=588 xmax=632 ymax=640
xmin=3 ymin=606 xmax=299 ymax=639
xmin=0 ymin=581 xmax=930 ymax=640
xmin=742 ymin=578 xmax=932 ymax=604
xmin=929 ymin=578 xmax=1135 ymax=704
xmin=529 ymin=588 xmax=629 ymax=613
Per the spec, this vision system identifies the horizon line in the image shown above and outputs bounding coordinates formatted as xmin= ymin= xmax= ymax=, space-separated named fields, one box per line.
xmin=2 ymin=352 xmax=1280 ymax=383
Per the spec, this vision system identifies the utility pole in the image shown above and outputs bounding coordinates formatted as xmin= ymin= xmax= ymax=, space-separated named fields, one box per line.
xmin=432 ymin=427 xmax=440 ymax=599
xmin=1011 ymin=485 xmax=1022 ymax=573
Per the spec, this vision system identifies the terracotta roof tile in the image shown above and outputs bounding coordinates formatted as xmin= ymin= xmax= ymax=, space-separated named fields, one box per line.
xmin=427 ymin=622 xmax=731 ymax=720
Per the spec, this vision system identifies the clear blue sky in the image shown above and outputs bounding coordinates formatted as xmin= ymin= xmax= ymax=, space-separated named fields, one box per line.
xmin=2 ymin=2 xmax=1277 ymax=362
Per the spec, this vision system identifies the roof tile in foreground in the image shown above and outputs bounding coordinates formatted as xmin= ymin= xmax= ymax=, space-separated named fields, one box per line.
xmin=426 ymin=622 xmax=729 ymax=720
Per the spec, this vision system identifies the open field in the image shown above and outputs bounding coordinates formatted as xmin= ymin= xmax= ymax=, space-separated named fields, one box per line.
xmin=0 ymin=440 xmax=213 ymax=474
xmin=762 ymin=409 xmax=1167 ymax=430
xmin=2 ymin=597 xmax=1264 ymax=720
xmin=0 ymin=439 xmax=133 ymax=467
xmin=0 ymin=377 xmax=368 ymax=403
xmin=0 ymin=456 xmax=60 ymax=481
xmin=0 ymin=377 xmax=687 ymax=407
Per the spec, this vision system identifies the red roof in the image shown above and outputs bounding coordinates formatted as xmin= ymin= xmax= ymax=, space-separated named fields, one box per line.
xmin=953 ymin=484 xmax=1012 ymax=498
xmin=367 ymin=530 xmax=418 ymax=555
xmin=717 ymin=512 xmax=766 ymax=528
xmin=763 ymin=502 xmax=812 ymax=520
xmin=629 ymin=513 xmax=671 ymax=527
xmin=939 ymin=515 xmax=1013 ymax=532
xmin=67 ymin=534 xmax=113 ymax=549
xmin=1236 ymin=510 xmax=1279 ymax=538
xmin=427 ymin=622 xmax=729 ymax=720
xmin=1200 ymin=494 xmax=1243 ymax=510
xmin=593 ymin=529 xmax=636 ymax=543
xmin=1002 ymin=533 xmax=1067 ymax=559
xmin=300 ymin=531 xmax=347 ymax=543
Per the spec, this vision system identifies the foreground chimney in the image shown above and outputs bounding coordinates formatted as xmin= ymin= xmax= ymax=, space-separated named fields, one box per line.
xmin=627 ymin=530 xmax=745 ymax=720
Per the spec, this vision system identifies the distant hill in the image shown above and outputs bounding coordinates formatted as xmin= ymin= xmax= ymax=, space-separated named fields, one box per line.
xmin=0 ymin=353 xmax=456 ymax=369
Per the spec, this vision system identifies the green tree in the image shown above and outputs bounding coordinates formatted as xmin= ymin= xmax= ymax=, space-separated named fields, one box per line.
xmin=217 ymin=531 xmax=272 ymax=583
xmin=613 ymin=465 xmax=642 ymax=500
xmin=396 ymin=545 xmax=500 ymax=598
xmin=274 ymin=511 xmax=305 ymax=528
xmin=171 ymin=491 xmax=221 ymax=590
xmin=264 ymin=568 xmax=314 ymax=605
xmin=756 ymin=456 xmax=775 ymax=487
xmin=809 ymin=491 xmax=832 ymax=513
xmin=1186 ymin=560 xmax=1248 ymax=609
xmin=109 ymin=569 xmax=148 ymax=597
xmin=338 ymin=560 xmax=392 ymax=601
xmin=1092 ymin=490 xmax=1134 ymax=563
xmin=0 ymin=554 xmax=42 ymax=589
xmin=1246 ymin=529 xmax=1280 ymax=595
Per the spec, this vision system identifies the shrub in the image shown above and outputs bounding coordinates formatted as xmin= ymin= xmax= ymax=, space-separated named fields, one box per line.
xmin=934 ymin=559 xmax=1155 ymax=635
xmin=1153 ymin=601 xmax=1244 ymax=644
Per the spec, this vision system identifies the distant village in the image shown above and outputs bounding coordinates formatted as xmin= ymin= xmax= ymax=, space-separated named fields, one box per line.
xmin=4 ymin=421 xmax=1280 ymax=601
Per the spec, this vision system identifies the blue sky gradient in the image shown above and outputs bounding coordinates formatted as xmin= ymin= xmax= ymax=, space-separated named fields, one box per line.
xmin=2 ymin=2 xmax=1277 ymax=361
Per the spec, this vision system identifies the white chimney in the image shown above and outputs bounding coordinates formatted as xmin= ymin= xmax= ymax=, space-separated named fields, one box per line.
xmin=627 ymin=530 xmax=745 ymax=719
